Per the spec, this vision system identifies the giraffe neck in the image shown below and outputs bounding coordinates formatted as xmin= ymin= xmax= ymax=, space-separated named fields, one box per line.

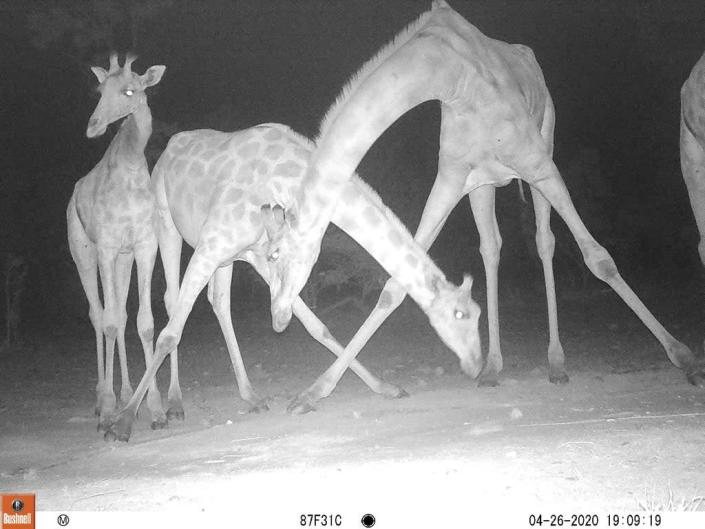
xmin=329 ymin=178 xmax=445 ymax=311
xmin=296 ymin=6 xmax=457 ymax=240
xmin=114 ymin=102 xmax=152 ymax=165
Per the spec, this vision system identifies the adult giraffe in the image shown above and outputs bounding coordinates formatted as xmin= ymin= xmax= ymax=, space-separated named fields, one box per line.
xmin=265 ymin=0 xmax=704 ymax=412
xmin=105 ymin=123 xmax=480 ymax=442
xmin=67 ymin=53 xmax=168 ymax=430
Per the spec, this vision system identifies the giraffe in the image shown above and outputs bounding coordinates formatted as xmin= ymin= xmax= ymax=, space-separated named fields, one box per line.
xmin=66 ymin=53 xmax=168 ymax=430
xmin=265 ymin=0 xmax=705 ymax=412
xmin=681 ymin=50 xmax=705 ymax=341
xmin=103 ymin=123 xmax=480 ymax=442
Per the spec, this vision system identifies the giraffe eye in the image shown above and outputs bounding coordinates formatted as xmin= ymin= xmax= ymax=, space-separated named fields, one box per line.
xmin=124 ymin=89 xmax=134 ymax=97
xmin=454 ymin=310 xmax=466 ymax=320
xmin=268 ymin=249 xmax=280 ymax=262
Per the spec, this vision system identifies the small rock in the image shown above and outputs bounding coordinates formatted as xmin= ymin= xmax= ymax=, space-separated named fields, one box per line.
xmin=434 ymin=366 xmax=445 ymax=376
xmin=509 ymin=408 xmax=523 ymax=420
xmin=352 ymin=411 xmax=362 ymax=419
xmin=226 ymin=419 xmax=233 ymax=425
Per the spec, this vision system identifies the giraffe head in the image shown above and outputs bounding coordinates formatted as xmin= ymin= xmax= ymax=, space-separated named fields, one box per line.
xmin=86 ymin=52 xmax=165 ymax=138
xmin=426 ymin=274 xmax=483 ymax=378
xmin=261 ymin=204 xmax=320 ymax=332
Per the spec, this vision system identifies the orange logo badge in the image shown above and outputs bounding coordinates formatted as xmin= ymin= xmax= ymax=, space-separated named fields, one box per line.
xmin=1 ymin=494 xmax=35 ymax=529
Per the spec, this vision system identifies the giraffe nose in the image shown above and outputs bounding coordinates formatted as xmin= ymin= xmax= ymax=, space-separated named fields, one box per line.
xmin=86 ymin=117 xmax=104 ymax=138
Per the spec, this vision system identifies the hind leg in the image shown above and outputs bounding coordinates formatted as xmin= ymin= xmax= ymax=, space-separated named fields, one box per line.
xmin=67 ymin=200 xmax=106 ymax=416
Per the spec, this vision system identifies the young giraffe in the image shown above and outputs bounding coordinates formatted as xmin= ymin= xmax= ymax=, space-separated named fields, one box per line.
xmin=681 ymin=50 xmax=705 ymax=338
xmin=104 ymin=123 xmax=480 ymax=442
xmin=266 ymin=0 xmax=705 ymax=412
xmin=66 ymin=53 xmax=168 ymax=430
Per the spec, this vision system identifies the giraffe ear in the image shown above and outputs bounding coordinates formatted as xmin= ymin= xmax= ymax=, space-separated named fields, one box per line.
xmin=91 ymin=66 xmax=108 ymax=84
xmin=141 ymin=65 xmax=166 ymax=88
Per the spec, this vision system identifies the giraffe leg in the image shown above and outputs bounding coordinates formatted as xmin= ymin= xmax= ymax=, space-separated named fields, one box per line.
xmin=133 ymin=240 xmax=167 ymax=430
xmin=531 ymin=163 xmax=705 ymax=386
xmin=288 ymin=171 xmax=463 ymax=413
xmin=208 ymin=264 xmax=269 ymax=413
xmin=97 ymin=246 xmax=121 ymax=430
xmin=115 ymin=252 xmax=134 ymax=405
xmin=105 ymin=248 xmax=219 ymax=442
xmin=246 ymin=255 xmax=406 ymax=414
xmin=530 ymin=186 xmax=568 ymax=384
xmin=680 ymin=120 xmax=705 ymax=352
xmin=67 ymin=200 xmax=105 ymax=416
xmin=156 ymin=199 xmax=185 ymax=421
xmin=468 ymin=185 xmax=503 ymax=387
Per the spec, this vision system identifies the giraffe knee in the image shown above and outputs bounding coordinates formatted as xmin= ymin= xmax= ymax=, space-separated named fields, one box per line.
xmin=584 ymin=244 xmax=619 ymax=282
xmin=104 ymin=324 xmax=118 ymax=340
xmin=140 ymin=327 xmax=154 ymax=343
xmin=535 ymin=229 xmax=555 ymax=261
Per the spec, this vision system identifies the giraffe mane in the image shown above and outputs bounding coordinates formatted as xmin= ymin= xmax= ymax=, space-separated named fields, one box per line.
xmin=316 ymin=3 xmax=439 ymax=141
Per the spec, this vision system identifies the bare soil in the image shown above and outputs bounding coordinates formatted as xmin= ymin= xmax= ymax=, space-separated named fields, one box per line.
xmin=1 ymin=285 xmax=705 ymax=521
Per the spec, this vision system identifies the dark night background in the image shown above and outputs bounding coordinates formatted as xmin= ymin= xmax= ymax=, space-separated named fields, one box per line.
xmin=1 ymin=0 xmax=704 ymax=330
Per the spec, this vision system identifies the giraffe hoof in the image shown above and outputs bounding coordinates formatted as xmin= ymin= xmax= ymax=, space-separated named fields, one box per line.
xmin=477 ymin=372 xmax=500 ymax=387
xmin=549 ymin=371 xmax=570 ymax=385
xmin=166 ymin=406 xmax=185 ymax=421
xmin=685 ymin=364 xmax=705 ymax=388
xmin=150 ymin=418 xmax=168 ymax=430
xmin=247 ymin=399 xmax=270 ymax=414
xmin=287 ymin=395 xmax=317 ymax=415
xmin=104 ymin=413 xmax=133 ymax=442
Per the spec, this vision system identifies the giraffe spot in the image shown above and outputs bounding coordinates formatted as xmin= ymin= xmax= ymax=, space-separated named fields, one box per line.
xmin=249 ymin=211 xmax=261 ymax=226
xmin=376 ymin=291 xmax=393 ymax=310
xmin=209 ymin=153 xmax=230 ymax=174
xmin=294 ymin=147 xmax=310 ymax=162
xmin=405 ymin=253 xmax=419 ymax=269
xmin=218 ymin=159 xmax=237 ymax=180
xmin=264 ymin=144 xmax=285 ymax=161
xmin=321 ymin=328 xmax=334 ymax=341
xmin=172 ymin=158 xmax=188 ymax=176
xmin=191 ymin=142 xmax=204 ymax=156
xmin=251 ymin=159 xmax=269 ymax=177
xmin=189 ymin=160 xmax=206 ymax=179
xmin=237 ymin=142 xmax=260 ymax=159
xmin=201 ymin=149 xmax=217 ymax=160
xmin=231 ymin=202 xmax=246 ymax=220
xmin=248 ymin=193 xmax=265 ymax=206
xmin=263 ymin=128 xmax=283 ymax=141
xmin=225 ymin=187 xmax=243 ymax=205
xmin=236 ymin=163 xmax=255 ymax=186
xmin=273 ymin=159 xmax=304 ymax=178
xmin=363 ymin=205 xmax=380 ymax=226
xmin=388 ymin=229 xmax=403 ymax=247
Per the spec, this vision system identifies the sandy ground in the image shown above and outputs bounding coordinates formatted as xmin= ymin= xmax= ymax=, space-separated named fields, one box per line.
xmin=1 ymin=285 xmax=705 ymax=526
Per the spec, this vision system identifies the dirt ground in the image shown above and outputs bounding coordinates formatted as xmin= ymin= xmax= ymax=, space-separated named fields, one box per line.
xmin=1 ymin=283 xmax=705 ymax=525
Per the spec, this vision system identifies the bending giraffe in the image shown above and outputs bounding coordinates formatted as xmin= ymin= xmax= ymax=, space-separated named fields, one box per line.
xmin=66 ymin=53 xmax=168 ymax=430
xmin=264 ymin=0 xmax=705 ymax=412
xmin=104 ymin=123 xmax=480 ymax=442
xmin=681 ymin=51 xmax=705 ymax=338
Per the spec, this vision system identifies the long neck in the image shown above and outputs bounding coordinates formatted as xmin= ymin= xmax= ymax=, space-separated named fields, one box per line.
xmin=297 ymin=28 xmax=455 ymax=245
xmin=115 ymin=102 xmax=152 ymax=165
xmin=330 ymin=177 xmax=446 ymax=311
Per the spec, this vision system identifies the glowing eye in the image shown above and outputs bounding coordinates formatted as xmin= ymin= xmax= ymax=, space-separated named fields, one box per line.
xmin=268 ymin=249 xmax=280 ymax=262
xmin=454 ymin=310 xmax=466 ymax=320
xmin=124 ymin=89 xmax=134 ymax=96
